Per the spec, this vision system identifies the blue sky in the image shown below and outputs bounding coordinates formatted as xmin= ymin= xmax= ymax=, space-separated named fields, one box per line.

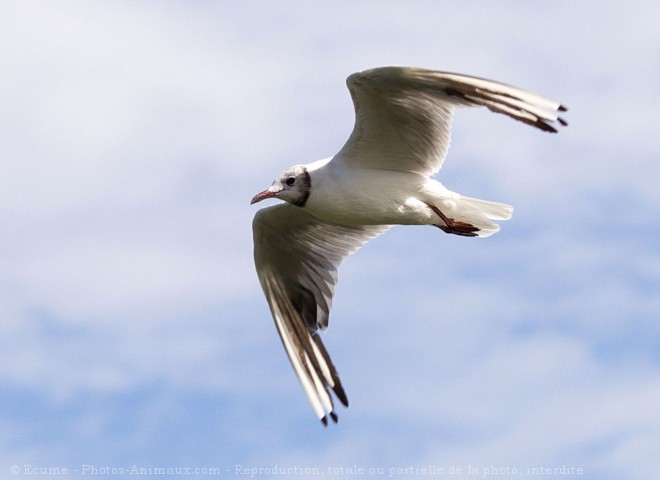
xmin=2 ymin=1 xmax=659 ymax=478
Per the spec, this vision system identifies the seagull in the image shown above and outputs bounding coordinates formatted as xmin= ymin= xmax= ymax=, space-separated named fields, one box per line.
xmin=251 ymin=66 xmax=567 ymax=425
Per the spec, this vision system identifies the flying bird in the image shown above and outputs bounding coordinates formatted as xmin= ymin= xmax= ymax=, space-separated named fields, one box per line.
xmin=251 ymin=66 xmax=568 ymax=425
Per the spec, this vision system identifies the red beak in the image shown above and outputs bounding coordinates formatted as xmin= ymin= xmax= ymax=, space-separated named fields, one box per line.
xmin=250 ymin=189 xmax=277 ymax=204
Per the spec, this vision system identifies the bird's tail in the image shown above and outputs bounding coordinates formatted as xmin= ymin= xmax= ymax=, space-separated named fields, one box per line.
xmin=429 ymin=196 xmax=513 ymax=237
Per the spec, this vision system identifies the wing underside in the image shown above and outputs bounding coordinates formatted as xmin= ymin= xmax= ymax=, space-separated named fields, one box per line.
xmin=253 ymin=204 xmax=389 ymax=424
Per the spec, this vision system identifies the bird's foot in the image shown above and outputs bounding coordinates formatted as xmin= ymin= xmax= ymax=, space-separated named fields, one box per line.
xmin=427 ymin=203 xmax=479 ymax=237
xmin=437 ymin=222 xmax=479 ymax=237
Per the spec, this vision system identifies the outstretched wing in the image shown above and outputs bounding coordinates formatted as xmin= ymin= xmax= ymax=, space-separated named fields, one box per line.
xmin=337 ymin=66 xmax=568 ymax=176
xmin=253 ymin=204 xmax=389 ymax=424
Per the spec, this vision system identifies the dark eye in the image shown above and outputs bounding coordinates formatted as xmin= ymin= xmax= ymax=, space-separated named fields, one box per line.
xmin=285 ymin=176 xmax=296 ymax=186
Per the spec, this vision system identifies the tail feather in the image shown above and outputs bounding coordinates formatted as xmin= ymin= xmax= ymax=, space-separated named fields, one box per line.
xmin=461 ymin=196 xmax=513 ymax=221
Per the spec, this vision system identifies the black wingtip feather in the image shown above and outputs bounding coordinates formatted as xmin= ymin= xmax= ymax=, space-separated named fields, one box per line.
xmin=334 ymin=385 xmax=349 ymax=408
xmin=320 ymin=411 xmax=339 ymax=427
xmin=311 ymin=335 xmax=350 ymax=407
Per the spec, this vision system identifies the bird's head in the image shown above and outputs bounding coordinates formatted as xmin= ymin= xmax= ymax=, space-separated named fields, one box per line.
xmin=251 ymin=165 xmax=311 ymax=207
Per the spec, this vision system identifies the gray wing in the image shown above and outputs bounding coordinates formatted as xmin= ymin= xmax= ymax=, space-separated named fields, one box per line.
xmin=253 ymin=203 xmax=390 ymax=424
xmin=337 ymin=66 xmax=568 ymax=176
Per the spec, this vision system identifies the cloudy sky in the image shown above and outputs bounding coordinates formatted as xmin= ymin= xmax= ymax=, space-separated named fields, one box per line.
xmin=2 ymin=1 xmax=659 ymax=478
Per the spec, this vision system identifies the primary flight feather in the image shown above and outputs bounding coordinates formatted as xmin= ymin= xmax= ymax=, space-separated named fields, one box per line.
xmin=251 ymin=66 xmax=568 ymax=425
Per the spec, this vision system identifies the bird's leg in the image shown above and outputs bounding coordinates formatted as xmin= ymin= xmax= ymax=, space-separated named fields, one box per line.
xmin=426 ymin=203 xmax=479 ymax=237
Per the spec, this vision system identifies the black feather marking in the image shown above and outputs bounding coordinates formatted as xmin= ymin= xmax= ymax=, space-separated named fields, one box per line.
xmin=313 ymin=335 xmax=349 ymax=407
xmin=292 ymin=168 xmax=311 ymax=207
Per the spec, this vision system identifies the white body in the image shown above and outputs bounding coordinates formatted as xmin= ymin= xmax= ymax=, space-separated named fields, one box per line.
xmin=306 ymin=156 xmax=512 ymax=236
